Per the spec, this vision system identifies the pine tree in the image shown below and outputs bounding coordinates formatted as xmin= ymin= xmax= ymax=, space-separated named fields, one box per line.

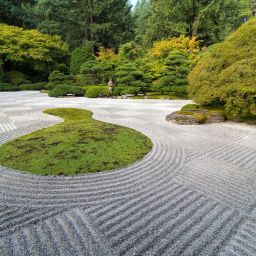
xmin=156 ymin=51 xmax=190 ymax=93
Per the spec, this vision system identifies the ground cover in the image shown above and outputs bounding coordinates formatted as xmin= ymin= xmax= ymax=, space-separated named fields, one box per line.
xmin=0 ymin=108 xmax=152 ymax=175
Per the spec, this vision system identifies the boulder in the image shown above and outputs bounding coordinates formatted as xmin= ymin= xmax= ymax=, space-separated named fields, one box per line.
xmin=166 ymin=112 xmax=201 ymax=125
xmin=166 ymin=110 xmax=226 ymax=125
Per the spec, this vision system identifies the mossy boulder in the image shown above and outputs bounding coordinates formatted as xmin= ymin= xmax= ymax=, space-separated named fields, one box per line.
xmin=166 ymin=109 xmax=225 ymax=125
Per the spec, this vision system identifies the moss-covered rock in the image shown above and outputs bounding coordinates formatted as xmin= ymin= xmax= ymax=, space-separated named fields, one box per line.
xmin=166 ymin=109 xmax=225 ymax=125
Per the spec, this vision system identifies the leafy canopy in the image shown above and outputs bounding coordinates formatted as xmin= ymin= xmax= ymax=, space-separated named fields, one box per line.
xmin=0 ymin=24 xmax=68 ymax=72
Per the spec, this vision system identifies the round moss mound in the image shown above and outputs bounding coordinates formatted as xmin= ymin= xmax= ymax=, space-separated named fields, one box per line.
xmin=0 ymin=108 xmax=152 ymax=175
xmin=189 ymin=18 xmax=256 ymax=119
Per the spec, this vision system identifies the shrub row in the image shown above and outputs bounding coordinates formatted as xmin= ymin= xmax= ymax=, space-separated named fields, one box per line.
xmin=49 ymin=84 xmax=85 ymax=97
xmin=0 ymin=83 xmax=19 ymax=91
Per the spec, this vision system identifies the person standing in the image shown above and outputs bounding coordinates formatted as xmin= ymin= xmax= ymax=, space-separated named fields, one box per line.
xmin=108 ymin=78 xmax=114 ymax=97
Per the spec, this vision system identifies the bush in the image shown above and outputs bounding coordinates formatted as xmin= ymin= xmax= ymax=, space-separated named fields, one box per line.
xmin=49 ymin=84 xmax=85 ymax=97
xmin=121 ymin=87 xmax=140 ymax=95
xmin=100 ymin=89 xmax=111 ymax=97
xmin=6 ymin=71 xmax=31 ymax=85
xmin=72 ymin=86 xmax=85 ymax=96
xmin=86 ymin=87 xmax=101 ymax=98
xmin=112 ymin=87 xmax=123 ymax=96
xmin=189 ymin=18 xmax=256 ymax=118
xmin=70 ymin=42 xmax=95 ymax=75
xmin=0 ymin=82 xmax=19 ymax=91
xmin=48 ymin=71 xmax=73 ymax=84
xmin=156 ymin=51 xmax=190 ymax=89
xmin=19 ymin=82 xmax=47 ymax=91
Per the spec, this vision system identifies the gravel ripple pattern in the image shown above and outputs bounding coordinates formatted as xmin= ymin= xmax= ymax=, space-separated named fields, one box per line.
xmin=0 ymin=91 xmax=256 ymax=256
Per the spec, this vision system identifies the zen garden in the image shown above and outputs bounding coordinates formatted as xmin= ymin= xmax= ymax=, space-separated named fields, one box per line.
xmin=0 ymin=1 xmax=256 ymax=256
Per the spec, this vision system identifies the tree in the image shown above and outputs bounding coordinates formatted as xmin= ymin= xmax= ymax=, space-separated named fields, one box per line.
xmin=70 ymin=42 xmax=95 ymax=75
xmin=143 ymin=0 xmax=251 ymax=45
xmin=32 ymin=0 xmax=134 ymax=49
xmin=0 ymin=0 xmax=36 ymax=28
xmin=0 ymin=24 xmax=68 ymax=76
xmin=156 ymin=51 xmax=190 ymax=89
xmin=189 ymin=18 xmax=256 ymax=118
xmin=134 ymin=0 xmax=150 ymax=42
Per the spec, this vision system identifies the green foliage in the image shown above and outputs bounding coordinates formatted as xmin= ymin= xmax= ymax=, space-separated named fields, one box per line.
xmin=0 ymin=24 xmax=68 ymax=75
xmin=5 ymin=71 xmax=31 ymax=85
xmin=80 ymin=60 xmax=114 ymax=85
xmin=70 ymin=42 xmax=95 ymax=75
xmin=85 ymin=86 xmax=111 ymax=98
xmin=48 ymin=71 xmax=73 ymax=84
xmin=85 ymin=87 xmax=101 ymax=98
xmin=0 ymin=0 xmax=36 ymax=28
xmin=49 ymin=84 xmax=85 ymax=97
xmin=155 ymin=51 xmax=190 ymax=95
xmin=141 ymin=0 xmax=252 ymax=46
xmin=0 ymin=82 xmax=19 ymax=91
xmin=115 ymin=62 xmax=149 ymax=94
xmin=189 ymin=18 xmax=256 ymax=118
xmin=0 ymin=108 xmax=152 ymax=175
xmin=32 ymin=0 xmax=134 ymax=49
xmin=119 ymin=41 xmax=143 ymax=60
xmin=19 ymin=82 xmax=47 ymax=91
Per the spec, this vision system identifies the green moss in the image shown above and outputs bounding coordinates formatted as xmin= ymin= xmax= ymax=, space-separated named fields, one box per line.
xmin=0 ymin=108 xmax=152 ymax=176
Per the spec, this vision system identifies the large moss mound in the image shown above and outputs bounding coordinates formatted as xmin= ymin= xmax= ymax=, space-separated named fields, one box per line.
xmin=189 ymin=18 xmax=256 ymax=119
xmin=0 ymin=108 xmax=152 ymax=176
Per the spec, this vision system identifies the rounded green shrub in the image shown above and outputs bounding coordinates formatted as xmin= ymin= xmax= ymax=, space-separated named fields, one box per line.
xmin=100 ymin=89 xmax=111 ymax=97
xmin=72 ymin=86 xmax=85 ymax=96
xmin=6 ymin=71 xmax=31 ymax=85
xmin=49 ymin=84 xmax=85 ymax=97
xmin=19 ymin=82 xmax=47 ymax=91
xmin=49 ymin=84 xmax=73 ymax=97
xmin=86 ymin=87 xmax=101 ymax=98
xmin=189 ymin=18 xmax=256 ymax=118
xmin=0 ymin=82 xmax=19 ymax=91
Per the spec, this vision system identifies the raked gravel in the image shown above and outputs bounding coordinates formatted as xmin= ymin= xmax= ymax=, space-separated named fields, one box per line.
xmin=0 ymin=91 xmax=256 ymax=256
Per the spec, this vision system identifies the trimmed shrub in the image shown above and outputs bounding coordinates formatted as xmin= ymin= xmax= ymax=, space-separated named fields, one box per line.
xmin=72 ymin=86 xmax=85 ymax=96
xmin=112 ymin=87 xmax=123 ymax=96
xmin=0 ymin=82 xmax=19 ymax=91
xmin=86 ymin=87 xmax=101 ymax=98
xmin=121 ymin=87 xmax=140 ymax=95
xmin=100 ymin=89 xmax=111 ymax=97
xmin=156 ymin=51 xmax=190 ymax=91
xmin=48 ymin=71 xmax=73 ymax=84
xmin=189 ymin=18 xmax=256 ymax=118
xmin=6 ymin=71 xmax=31 ymax=85
xmin=49 ymin=84 xmax=84 ymax=97
xmin=19 ymin=82 xmax=47 ymax=91
xmin=49 ymin=84 xmax=72 ymax=97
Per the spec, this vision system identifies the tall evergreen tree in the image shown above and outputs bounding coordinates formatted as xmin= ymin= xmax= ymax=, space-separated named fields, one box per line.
xmin=143 ymin=0 xmax=252 ymax=45
xmin=32 ymin=0 xmax=134 ymax=49
xmin=0 ymin=0 xmax=36 ymax=28
xmin=134 ymin=0 xmax=150 ymax=41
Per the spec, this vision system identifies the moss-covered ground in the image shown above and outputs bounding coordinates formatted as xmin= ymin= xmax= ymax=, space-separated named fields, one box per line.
xmin=0 ymin=108 xmax=152 ymax=175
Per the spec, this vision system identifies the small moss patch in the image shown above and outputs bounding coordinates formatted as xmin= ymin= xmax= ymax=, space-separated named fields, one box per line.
xmin=0 ymin=108 xmax=152 ymax=175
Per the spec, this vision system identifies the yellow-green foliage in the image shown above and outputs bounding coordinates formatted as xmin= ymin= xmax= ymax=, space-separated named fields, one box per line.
xmin=147 ymin=36 xmax=200 ymax=78
xmin=0 ymin=24 xmax=68 ymax=70
xmin=189 ymin=18 xmax=256 ymax=118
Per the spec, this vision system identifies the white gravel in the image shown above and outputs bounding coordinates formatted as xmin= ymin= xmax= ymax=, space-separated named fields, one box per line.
xmin=0 ymin=91 xmax=256 ymax=256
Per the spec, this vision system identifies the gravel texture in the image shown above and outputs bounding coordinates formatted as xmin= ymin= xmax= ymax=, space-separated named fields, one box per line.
xmin=0 ymin=91 xmax=256 ymax=256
